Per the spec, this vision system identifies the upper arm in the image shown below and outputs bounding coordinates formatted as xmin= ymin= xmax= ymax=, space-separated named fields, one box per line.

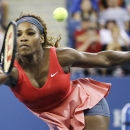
xmin=56 ymin=48 xmax=109 ymax=68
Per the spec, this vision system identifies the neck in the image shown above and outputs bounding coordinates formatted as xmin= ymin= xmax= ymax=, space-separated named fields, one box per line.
xmin=19 ymin=56 xmax=43 ymax=64
xmin=18 ymin=51 xmax=44 ymax=65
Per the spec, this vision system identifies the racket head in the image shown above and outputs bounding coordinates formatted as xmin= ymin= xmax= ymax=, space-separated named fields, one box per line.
xmin=1 ymin=21 xmax=17 ymax=75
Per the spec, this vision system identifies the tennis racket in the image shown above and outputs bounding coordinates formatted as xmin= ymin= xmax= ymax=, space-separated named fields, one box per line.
xmin=0 ymin=21 xmax=17 ymax=75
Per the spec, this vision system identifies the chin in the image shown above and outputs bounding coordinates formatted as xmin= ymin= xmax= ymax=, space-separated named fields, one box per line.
xmin=18 ymin=51 xmax=33 ymax=56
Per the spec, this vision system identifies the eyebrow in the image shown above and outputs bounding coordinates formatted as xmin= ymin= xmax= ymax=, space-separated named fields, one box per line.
xmin=17 ymin=28 xmax=36 ymax=32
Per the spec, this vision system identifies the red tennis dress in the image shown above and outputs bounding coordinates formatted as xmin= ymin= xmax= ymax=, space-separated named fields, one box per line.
xmin=11 ymin=47 xmax=111 ymax=130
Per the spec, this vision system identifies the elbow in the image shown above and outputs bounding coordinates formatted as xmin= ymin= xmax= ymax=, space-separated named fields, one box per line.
xmin=106 ymin=61 xmax=112 ymax=67
xmin=102 ymin=59 xmax=112 ymax=68
xmin=105 ymin=59 xmax=116 ymax=67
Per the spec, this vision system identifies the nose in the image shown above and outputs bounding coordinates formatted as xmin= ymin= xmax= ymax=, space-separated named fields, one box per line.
xmin=20 ymin=33 xmax=28 ymax=42
xmin=21 ymin=39 xmax=28 ymax=42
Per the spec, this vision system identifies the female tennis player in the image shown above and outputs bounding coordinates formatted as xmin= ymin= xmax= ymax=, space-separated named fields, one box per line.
xmin=0 ymin=12 xmax=130 ymax=130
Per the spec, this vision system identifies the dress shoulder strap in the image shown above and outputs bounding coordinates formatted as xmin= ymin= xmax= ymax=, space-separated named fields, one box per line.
xmin=49 ymin=47 xmax=64 ymax=73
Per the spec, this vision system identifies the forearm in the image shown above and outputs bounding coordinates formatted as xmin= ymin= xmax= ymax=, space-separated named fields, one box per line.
xmin=98 ymin=50 xmax=130 ymax=67
xmin=61 ymin=48 xmax=130 ymax=69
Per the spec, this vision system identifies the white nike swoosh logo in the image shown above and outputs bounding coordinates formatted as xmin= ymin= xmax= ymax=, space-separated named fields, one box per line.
xmin=51 ymin=71 xmax=59 ymax=77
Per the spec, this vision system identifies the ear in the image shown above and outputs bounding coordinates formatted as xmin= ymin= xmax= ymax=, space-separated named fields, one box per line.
xmin=40 ymin=34 xmax=44 ymax=44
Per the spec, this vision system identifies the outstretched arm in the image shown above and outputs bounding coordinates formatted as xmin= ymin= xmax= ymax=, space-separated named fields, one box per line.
xmin=57 ymin=48 xmax=130 ymax=68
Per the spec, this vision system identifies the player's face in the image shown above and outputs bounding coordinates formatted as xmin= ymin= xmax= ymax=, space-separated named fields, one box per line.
xmin=17 ymin=22 xmax=44 ymax=56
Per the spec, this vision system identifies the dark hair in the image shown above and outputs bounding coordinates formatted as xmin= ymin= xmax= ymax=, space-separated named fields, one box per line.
xmin=104 ymin=19 xmax=117 ymax=29
xmin=100 ymin=0 xmax=108 ymax=9
xmin=15 ymin=12 xmax=61 ymax=48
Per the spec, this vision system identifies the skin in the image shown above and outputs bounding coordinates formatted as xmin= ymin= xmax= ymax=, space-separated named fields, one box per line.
xmin=1 ymin=22 xmax=130 ymax=130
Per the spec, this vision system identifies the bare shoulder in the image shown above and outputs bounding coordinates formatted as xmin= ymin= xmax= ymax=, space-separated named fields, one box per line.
xmin=56 ymin=47 xmax=80 ymax=61
xmin=55 ymin=47 xmax=81 ymax=67
xmin=56 ymin=47 xmax=79 ymax=57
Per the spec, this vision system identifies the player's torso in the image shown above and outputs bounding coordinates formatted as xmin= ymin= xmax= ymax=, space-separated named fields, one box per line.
xmin=12 ymin=47 xmax=70 ymax=89
xmin=11 ymin=47 xmax=71 ymax=110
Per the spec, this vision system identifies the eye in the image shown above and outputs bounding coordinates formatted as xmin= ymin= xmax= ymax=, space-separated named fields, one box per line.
xmin=28 ymin=32 xmax=35 ymax=35
xmin=17 ymin=33 xmax=21 ymax=37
